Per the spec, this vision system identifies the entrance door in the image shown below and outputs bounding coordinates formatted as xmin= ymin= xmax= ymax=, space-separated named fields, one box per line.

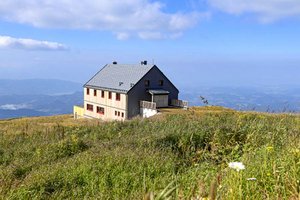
xmin=153 ymin=95 xmax=168 ymax=107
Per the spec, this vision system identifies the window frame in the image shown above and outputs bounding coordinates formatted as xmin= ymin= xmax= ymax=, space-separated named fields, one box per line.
xmin=101 ymin=91 xmax=105 ymax=98
xmin=86 ymin=88 xmax=90 ymax=95
xmin=116 ymin=93 xmax=121 ymax=101
xmin=97 ymin=106 xmax=105 ymax=115
xmin=94 ymin=89 xmax=97 ymax=96
xmin=108 ymin=91 xmax=112 ymax=99
xmin=159 ymin=80 xmax=164 ymax=86
xmin=145 ymin=80 xmax=150 ymax=87
xmin=86 ymin=104 xmax=93 ymax=111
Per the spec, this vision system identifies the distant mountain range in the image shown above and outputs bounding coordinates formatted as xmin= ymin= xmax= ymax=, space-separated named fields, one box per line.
xmin=0 ymin=79 xmax=299 ymax=119
xmin=0 ymin=79 xmax=83 ymax=119
xmin=180 ymin=86 xmax=300 ymax=113
xmin=0 ymin=79 xmax=82 ymax=96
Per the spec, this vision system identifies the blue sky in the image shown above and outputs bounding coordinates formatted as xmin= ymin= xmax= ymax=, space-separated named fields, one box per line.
xmin=0 ymin=0 xmax=300 ymax=88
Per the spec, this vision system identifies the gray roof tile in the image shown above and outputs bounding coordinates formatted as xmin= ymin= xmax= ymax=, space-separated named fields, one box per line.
xmin=84 ymin=63 xmax=154 ymax=93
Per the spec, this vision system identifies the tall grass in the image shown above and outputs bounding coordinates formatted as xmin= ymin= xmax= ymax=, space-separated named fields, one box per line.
xmin=0 ymin=108 xmax=299 ymax=199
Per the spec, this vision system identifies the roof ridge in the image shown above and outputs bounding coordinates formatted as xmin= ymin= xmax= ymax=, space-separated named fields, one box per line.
xmin=107 ymin=63 xmax=154 ymax=66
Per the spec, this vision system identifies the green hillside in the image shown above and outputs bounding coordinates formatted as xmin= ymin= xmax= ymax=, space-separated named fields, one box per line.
xmin=0 ymin=107 xmax=299 ymax=199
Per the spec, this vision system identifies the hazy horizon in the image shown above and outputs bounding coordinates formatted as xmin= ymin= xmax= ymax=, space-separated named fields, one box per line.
xmin=0 ymin=1 xmax=299 ymax=89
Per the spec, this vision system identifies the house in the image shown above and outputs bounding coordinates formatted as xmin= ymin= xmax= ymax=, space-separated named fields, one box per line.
xmin=78 ymin=61 xmax=179 ymax=120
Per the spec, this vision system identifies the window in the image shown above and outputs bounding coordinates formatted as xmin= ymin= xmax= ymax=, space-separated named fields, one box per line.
xmin=108 ymin=91 xmax=112 ymax=99
xmin=145 ymin=80 xmax=150 ymax=87
xmin=159 ymin=80 xmax=164 ymax=86
xmin=97 ymin=106 xmax=105 ymax=115
xmin=115 ymin=111 xmax=118 ymax=116
xmin=94 ymin=89 xmax=97 ymax=96
xmin=116 ymin=93 xmax=121 ymax=101
xmin=86 ymin=104 xmax=93 ymax=111
xmin=121 ymin=112 xmax=124 ymax=118
xmin=86 ymin=88 xmax=90 ymax=95
xmin=118 ymin=111 xmax=120 ymax=116
xmin=101 ymin=91 xmax=105 ymax=98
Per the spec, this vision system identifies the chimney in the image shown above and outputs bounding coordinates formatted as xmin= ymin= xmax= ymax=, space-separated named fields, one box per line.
xmin=113 ymin=61 xmax=117 ymax=64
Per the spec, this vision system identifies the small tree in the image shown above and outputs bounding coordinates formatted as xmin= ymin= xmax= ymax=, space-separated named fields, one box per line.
xmin=200 ymin=96 xmax=209 ymax=105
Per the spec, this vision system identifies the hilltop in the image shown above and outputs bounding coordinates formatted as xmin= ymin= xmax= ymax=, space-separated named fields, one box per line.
xmin=0 ymin=107 xmax=299 ymax=199
xmin=1 ymin=79 xmax=300 ymax=120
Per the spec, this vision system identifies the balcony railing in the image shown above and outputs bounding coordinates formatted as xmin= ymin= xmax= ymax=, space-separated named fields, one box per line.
xmin=140 ymin=101 xmax=156 ymax=110
xmin=171 ymin=99 xmax=188 ymax=108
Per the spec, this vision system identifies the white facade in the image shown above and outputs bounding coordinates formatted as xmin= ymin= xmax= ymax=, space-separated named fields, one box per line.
xmin=84 ymin=88 xmax=127 ymax=120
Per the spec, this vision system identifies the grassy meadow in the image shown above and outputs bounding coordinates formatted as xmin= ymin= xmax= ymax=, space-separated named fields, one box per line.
xmin=0 ymin=107 xmax=299 ymax=199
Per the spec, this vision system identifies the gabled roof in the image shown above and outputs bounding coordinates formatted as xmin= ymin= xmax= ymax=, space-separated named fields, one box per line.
xmin=84 ymin=63 xmax=154 ymax=93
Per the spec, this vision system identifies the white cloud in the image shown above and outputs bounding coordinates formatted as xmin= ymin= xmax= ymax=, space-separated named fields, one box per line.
xmin=115 ymin=32 xmax=130 ymax=40
xmin=0 ymin=104 xmax=30 ymax=110
xmin=137 ymin=31 xmax=183 ymax=40
xmin=138 ymin=31 xmax=164 ymax=40
xmin=208 ymin=0 xmax=300 ymax=22
xmin=0 ymin=0 xmax=208 ymax=39
xmin=0 ymin=36 xmax=68 ymax=50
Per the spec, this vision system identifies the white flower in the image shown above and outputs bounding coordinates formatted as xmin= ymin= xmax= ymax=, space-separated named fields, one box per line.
xmin=247 ymin=178 xmax=257 ymax=181
xmin=228 ymin=162 xmax=245 ymax=171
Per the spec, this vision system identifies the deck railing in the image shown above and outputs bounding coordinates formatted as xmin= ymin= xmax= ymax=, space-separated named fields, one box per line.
xmin=140 ymin=101 xmax=156 ymax=110
xmin=171 ymin=99 xmax=188 ymax=108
